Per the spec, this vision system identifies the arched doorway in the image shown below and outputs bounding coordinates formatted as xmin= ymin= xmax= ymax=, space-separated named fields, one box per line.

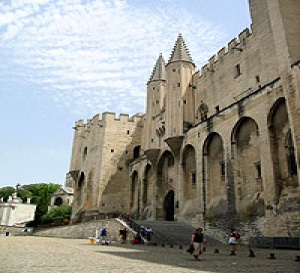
xmin=156 ymin=151 xmax=175 ymax=220
xmin=164 ymin=190 xmax=174 ymax=221
xmin=54 ymin=197 xmax=63 ymax=206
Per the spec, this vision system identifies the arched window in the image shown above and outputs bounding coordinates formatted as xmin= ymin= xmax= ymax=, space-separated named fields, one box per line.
xmin=197 ymin=102 xmax=209 ymax=121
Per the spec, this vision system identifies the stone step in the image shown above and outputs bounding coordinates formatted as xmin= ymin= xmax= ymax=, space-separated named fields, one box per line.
xmin=134 ymin=220 xmax=224 ymax=247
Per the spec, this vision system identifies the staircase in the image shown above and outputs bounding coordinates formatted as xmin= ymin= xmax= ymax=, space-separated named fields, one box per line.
xmin=134 ymin=220 xmax=224 ymax=247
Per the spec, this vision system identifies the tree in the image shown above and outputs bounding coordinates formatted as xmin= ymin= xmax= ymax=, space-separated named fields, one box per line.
xmin=21 ymin=183 xmax=61 ymax=226
xmin=41 ymin=205 xmax=72 ymax=225
xmin=0 ymin=186 xmax=16 ymax=201
xmin=0 ymin=186 xmax=32 ymax=202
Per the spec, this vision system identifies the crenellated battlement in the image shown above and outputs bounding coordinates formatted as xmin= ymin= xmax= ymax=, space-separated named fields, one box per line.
xmin=197 ymin=27 xmax=252 ymax=78
xmin=101 ymin=112 xmax=144 ymax=123
xmin=74 ymin=112 xmax=144 ymax=129
xmin=74 ymin=119 xmax=86 ymax=130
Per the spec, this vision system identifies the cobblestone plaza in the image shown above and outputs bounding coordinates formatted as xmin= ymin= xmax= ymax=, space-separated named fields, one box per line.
xmin=0 ymin=236 xmax=299 ymax=273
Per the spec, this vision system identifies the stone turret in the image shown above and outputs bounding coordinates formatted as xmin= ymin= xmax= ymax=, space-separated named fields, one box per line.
xmin=165 ymin=34 xmax=195 ymax=139
xmin=145 ymin=54 xmax=166 ymax=150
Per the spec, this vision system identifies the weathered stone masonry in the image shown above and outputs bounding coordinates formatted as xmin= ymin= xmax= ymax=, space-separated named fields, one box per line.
xmin=68 ymin=0 xmax=300 ymax=237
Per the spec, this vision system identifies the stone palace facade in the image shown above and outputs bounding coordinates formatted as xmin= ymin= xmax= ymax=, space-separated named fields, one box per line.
xmin=67 ymin=0 xmax=300 ymax=236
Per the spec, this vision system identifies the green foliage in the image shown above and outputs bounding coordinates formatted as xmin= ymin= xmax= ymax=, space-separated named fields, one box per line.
xmin=0 ymin=187 xmax=15 ymax=201
xmin=41 ymin=205 xmax=72 ymax=224
xmin=0 ymin=186 xmax=33 ymax=202
xmin=22 ymin=183 xmax=61 ymax=226
xmin=17 ymin=188 xmax=33 ymax=202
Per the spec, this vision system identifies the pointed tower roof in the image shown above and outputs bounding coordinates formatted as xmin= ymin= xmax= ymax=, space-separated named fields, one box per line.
xmin=167 ymin=33 xmax=194 ymax=65
xmin=148 ymin=53 xmax=166 ymax=83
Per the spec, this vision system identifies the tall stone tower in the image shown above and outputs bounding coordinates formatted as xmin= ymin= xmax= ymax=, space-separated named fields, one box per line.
xmin=165 ymin=34 xmax=195 ymax=138
xmin=145 ymin=54 xmax=166 ymax=150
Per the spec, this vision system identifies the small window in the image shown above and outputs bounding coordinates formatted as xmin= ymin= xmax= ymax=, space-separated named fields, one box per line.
xmin=256 ymin=75 xmax=260 ymax=83
xmin=111 ymin=149 xmax=114 ymax=153
xmin=127 ymin=130 xmax=130 ymax=135
xmin=172 ymin=68 xmax=176 ymax=72
xmin=254 ymin=162 xmax=261 ymax=178
xmin=215 ymin=106 xmax=220 ymax=113
xmin=151 ymin=139 xmax=154 ymax=143
xmin=183 ymin=100 xmax=187 ymax=104
xmin=235 ymin=64 xmax=241 ymax=78
xmin=156 ymin=100 xmax=159 ymax=104
xmin=153 ymin=87 xmax=155 ymax=90
xmin=220 ymin=161 xmax=225 ymax=176
xmin=177 ymin=83 xmax=180 ymax=87
xmin=191 ymin=172 xmax=196 ymax=185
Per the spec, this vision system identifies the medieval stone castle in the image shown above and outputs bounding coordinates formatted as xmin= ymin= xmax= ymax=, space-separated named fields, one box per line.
xmin=67 ymin=0 xmax=300 ymax=237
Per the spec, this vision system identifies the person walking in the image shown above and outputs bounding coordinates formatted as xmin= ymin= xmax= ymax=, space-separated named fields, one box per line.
xmin=228 ymin=228 xmax=239 ymax=255
xmin=101 ymin=228 xmax=108 ymax=245
xmin=145 ymin=226 xmax=153 ymax=241
xmin=120 ymin=228 xmax=128 ymax=244
xmin=191 ymin=228 xmax=205 ymax=261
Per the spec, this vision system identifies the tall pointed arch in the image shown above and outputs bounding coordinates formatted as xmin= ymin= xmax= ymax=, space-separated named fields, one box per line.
xmin=268 ymin=98 xmax=298 ymax=203
xmin=131 ymin=171 xmax=139 ymax=216
xmin=156 ymin=150 xmax=175 ymax=220
xmin=231 ymin=117 xmax=262 ymax=211
xmin=202 ymin=133 xmax=226 ymax=214
xmin=182 ymin=144 xmax=197 ymax=201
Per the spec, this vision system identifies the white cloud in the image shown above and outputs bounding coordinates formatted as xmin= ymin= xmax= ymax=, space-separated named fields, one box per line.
xmin=0 ymin=0 xmax=224 ymax=116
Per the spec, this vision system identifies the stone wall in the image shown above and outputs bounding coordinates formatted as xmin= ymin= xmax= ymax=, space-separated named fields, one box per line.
xmin=33 ymin=219 xmax=134 ymax=241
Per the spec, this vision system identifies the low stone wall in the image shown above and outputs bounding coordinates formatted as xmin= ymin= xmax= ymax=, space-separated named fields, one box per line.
xmin=33 ymin=219 xmax=134 ymax=241
xmin=249 ymin=237 xmax=300 ymax=249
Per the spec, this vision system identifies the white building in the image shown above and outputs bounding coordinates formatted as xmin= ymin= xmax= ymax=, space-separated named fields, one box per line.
xmin=0 ymin=193 xmax=36 ymax=226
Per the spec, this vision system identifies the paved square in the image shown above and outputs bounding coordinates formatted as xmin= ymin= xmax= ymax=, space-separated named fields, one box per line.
xmin=0 ymin=236 xmax=299 ymax=273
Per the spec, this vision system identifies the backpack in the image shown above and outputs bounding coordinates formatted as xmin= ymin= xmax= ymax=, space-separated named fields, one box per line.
xmin=235 ymin=233 xmax=240 ymax=239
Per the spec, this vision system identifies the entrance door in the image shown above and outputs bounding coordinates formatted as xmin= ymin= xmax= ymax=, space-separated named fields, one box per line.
xmin=164 ymin=190 xmax=174 ymax=221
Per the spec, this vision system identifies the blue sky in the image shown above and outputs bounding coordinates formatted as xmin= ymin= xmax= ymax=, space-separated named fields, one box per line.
xmin=0 ymin=0 xmax=251 ymax=189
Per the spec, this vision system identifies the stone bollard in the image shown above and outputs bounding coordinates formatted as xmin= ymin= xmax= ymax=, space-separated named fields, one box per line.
xmin=268 ymin=253 xmax=276 ymax=259
xmin=249 ymin=248 xmax=255 ymax=258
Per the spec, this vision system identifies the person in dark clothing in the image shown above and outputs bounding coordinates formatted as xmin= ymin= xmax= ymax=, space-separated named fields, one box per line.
xmin=101 ymin=228 xmax=108 ymax=245
xmin=191 ymin=228 xmax=205 ymax=261
xmin=120 ymin=228 xmax=128 ymax=244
